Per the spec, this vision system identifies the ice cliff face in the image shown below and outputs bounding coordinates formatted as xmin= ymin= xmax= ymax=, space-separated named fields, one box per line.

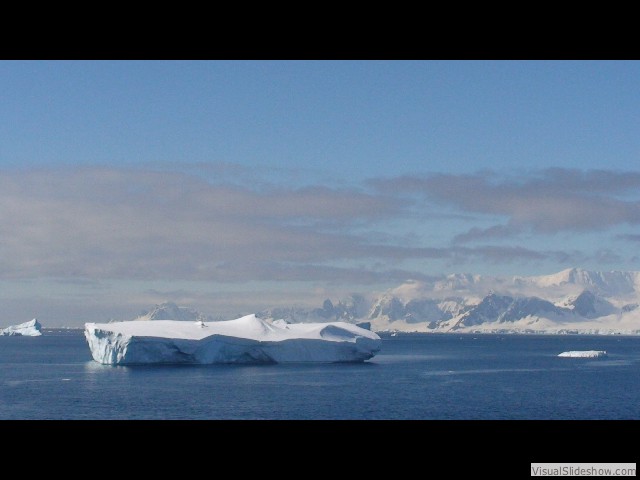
xmin=85 ymin=314 xmax=381 ymax=365
xmin=0 ymin=319 xmax=42 ymax=336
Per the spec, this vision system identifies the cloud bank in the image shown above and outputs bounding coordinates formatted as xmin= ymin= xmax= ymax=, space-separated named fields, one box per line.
xmin=0 ymin=167 xmax=425 ymax=283
xmin=373 ymin=168 xmax=640 ymax=234
xmin=0 ymin=166 xmax=636 ymax=289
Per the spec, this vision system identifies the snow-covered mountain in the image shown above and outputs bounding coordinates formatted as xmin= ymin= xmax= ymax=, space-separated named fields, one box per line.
xmin=524 ymin=268 xmax=639 ymax=296
xmin=135 ymin=269 xmax=640 ymax=335
xmin=257 ymin=294 xmax=369 ymax=324
xmin=258 ymin=268 xmax=640 ymax=335
xmin=134 ymin=302 xmax=211 ymax=322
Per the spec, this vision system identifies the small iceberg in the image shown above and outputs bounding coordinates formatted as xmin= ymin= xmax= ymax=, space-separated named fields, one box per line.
xmin=0 ymin=318 xmax=42 ymax=336
xmin=557 ymin=350 xmax=607 ymax=358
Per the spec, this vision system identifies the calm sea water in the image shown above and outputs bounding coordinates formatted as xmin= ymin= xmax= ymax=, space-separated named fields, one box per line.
xmin=1 ymin=330 xmax=639 ymax=420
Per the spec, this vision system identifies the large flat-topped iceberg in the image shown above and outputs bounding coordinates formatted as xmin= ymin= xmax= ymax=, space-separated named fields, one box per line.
xmin=0 ymin=319 xmax=42 ymax=336
xmin=558 ymin=350 xmax=607 ymax=358
xmin=85 ymin=314 xmax=381 ymax=365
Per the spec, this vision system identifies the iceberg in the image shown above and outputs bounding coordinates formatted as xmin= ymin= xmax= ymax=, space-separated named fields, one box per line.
xmin=0 ymin=319 xmax=42 ymax=336
xmin=85 ymin=314 xmax=381 ymax=365
xmin=557 ymin=350 xmax=607 ymax=358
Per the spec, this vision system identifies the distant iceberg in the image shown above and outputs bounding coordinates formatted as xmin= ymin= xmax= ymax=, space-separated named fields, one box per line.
xmin=0 ymin=319 xmax=42 ymax=336
xmin=85 ymin=314 xmax=381 ymax=365
xmin=557 ymin=350 xmax=607 ymax=358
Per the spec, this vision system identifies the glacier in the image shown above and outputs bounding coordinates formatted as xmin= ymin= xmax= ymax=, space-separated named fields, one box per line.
xmin=0 ymin=319 xmax=42 ymax=336
xmin=558 ymin=350 xmax=607 ymax=358
xmin=85 ymin=314 xmax=381 ymax=365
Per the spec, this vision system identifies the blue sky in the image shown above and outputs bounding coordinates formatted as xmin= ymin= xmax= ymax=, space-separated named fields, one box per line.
xmin=1 ymin=60 xmax=639 ymax=325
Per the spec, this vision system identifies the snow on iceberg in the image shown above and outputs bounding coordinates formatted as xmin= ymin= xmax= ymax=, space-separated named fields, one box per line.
xmin=0 ymin=318 xmax=42 ymax=336
xmin=85 ymin=314 xmax=381 ymax=365
xmin=557 ymin=350 xmax=607 ymax=358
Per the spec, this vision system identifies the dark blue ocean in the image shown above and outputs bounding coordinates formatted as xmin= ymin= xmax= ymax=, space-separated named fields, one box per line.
xmin=1 ymin=330 xmax=639 ymax=420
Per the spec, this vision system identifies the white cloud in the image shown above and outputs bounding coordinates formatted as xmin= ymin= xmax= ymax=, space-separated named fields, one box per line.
xmin=2 ymin=166 xmax=626 ymax=289
xmin=372 ymin=168 xmax=640 ymax=233
xmin=0 ymin=167 xmax=432 ymax=282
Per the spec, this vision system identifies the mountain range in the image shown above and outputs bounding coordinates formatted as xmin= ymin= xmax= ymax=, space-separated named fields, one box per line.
xmin=139 ymin=268 xmax=640 ymax=334
xmin=256 ymin=268 xmax=640 ymax=334
xmin=134 ymin=302 xmax=213 ymax=323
